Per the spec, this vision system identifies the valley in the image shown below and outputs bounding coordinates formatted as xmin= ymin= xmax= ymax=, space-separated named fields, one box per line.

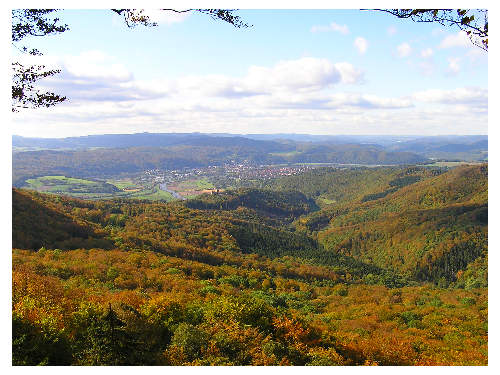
xmin=12 ymin=133 xmax=487 ymax=202
xmin=12 ymin=137 xmax=488 ymax=365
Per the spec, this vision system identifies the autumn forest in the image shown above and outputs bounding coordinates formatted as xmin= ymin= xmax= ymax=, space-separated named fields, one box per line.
xmin=12 ymin=159 xmax=488 ymax=365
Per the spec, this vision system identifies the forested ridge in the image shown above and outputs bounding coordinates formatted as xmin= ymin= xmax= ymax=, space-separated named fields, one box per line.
xmin=186 ymin=188 xmax=319 ymax=222
xmin=313 ymin=165 xmax=487 ymax=285
xmin=12 ymin=164 xmax=487 ymax=365
xmin=12 ymin=143 xmax=428 ymax=187
xmin=13 ymin=133 xmax=487 ymax=162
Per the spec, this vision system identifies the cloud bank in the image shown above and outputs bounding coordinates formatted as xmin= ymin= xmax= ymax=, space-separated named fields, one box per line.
xmin=13 ymin=51 xmax=487 ymax=137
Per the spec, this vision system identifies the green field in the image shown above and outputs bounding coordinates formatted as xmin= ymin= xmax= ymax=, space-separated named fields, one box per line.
xmin=24 ymin=176 xmax=118 ymax=194
xmin=106 ymin=179 xmax=140 ymax=190
xmin=177 ymin=178 xmax=215 ymax=190
xmin=22 ymin=176 xmax=176 ymax=202
xmin=269 ymin=151 xmax=302 ymax=157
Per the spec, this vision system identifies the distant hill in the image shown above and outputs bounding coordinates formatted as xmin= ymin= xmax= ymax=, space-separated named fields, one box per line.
xmin=243 ymin=134 xmax=421 ymax=145
xmin=267 ymin=165 xmax=445 ymax=205
xmin=14 ymin=133 xmax=486 ymax=172
xmin=434 ymin=140 xmax=488 ymax=152
xmin=14 ymin=133 xmax=487 ymax=150
xmin=12 ymin=145 xmax=279 ymax=186
xmin=12 ymin=133 xmax=293 ymax=152
xmin=387 ymin=136 xmax=488 ymax=161
xmin=12 ymin=136 xmax=429 ymax=186
xmin=276 ymin=143 xmax=427 ymax=164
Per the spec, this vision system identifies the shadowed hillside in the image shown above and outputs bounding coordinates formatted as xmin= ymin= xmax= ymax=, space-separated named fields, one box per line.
xmin=12 ymin=189 xmax=112 ymax=250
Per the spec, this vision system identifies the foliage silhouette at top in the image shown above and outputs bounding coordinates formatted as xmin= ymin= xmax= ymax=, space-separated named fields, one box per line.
xmin=376 ymin=9 xmax=488 ymax=50
xmin=11 ymin=9 xmax=248 ymax=112
xmin=11 ymin=10 xmax=68 ymax=111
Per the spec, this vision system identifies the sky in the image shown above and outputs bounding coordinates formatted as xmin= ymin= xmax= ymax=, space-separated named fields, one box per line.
xmin=11 ymin=6 xmax=489 ymax=138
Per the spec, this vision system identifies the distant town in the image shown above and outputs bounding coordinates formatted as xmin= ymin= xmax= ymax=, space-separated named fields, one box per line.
xmin=140 ymin=163 xmax=315 ymax=188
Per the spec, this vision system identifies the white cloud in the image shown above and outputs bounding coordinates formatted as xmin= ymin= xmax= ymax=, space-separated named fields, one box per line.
xmin=354 ymin=37 xmax=368 ymax=54
xmin=245 ymin=58 xmax=342 ymax=92
xmin=439 ymin=31 xmax=471 ymax=49
xmin=35 ymin=51 xmax=169 ymax=102
xmin=412 ymin=87 xmax=487 ymax=108
xmin=169 ymin=59 xmax=364 ymax=105
xmin=175 ymin=74 xmax=263 ymax=98
xmin=333 ymin=62 xmax=364 ymax=84
xmin=32 ymin=54 xmax=366 ymax=108
xmin=254 ymin=91 xmax=412 ymax=111
xmin=243 ymin=58 xmax=363 ymax=93
xmin=311 ymin=22 xmax=349 ymax=35
xmin=13 ymin=87 xmax=488 ymax=137
xmin=327 ymin=93 xmax=412 ymax=109
xmin=420 ymin=48 xmax=433 ymax=59
xmin=62 ymin=51 xmax=132 ymax=82
xmin=397 ymin=42 xmax=412 ymax=58
xmin=15 ymin=95 xmax=487 ymax=137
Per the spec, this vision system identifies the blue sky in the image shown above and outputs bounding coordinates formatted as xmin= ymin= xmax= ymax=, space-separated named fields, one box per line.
xmin=11 ymin=7 xmax=488 ymax=137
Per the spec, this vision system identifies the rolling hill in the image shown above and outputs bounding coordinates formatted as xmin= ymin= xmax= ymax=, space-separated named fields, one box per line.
xmin=310 ymin=164 xmax=488 ymax=284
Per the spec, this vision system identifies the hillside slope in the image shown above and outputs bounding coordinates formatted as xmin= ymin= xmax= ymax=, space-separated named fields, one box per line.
xmin=314 ymin=164 xmax=487 ymax=284
xmin=12 ymin=189 xmax=112 ymax=250
xmin=12 ymin=188 xmax=393 ymax=285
